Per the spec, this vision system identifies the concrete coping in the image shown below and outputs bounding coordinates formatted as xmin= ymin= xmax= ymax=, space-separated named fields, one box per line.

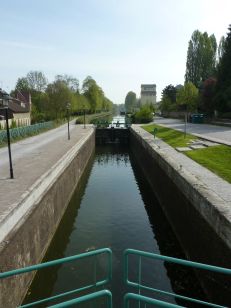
xmin=131 ymin=125 xmax=231 ymax=250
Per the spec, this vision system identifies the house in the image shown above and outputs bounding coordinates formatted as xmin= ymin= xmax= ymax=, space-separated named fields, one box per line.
xmin=0 ymin=89 xmax=31 ymax=128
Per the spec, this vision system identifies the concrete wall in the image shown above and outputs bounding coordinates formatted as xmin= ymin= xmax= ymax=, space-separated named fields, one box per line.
xmin=130 ymin=126 xmax=231 ymax=305
xmin=0 ymin=130 xmax=95 ymax=308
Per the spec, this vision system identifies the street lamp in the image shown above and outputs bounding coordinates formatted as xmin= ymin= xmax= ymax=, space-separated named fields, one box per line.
xmin=66 ymin=102 xmax=71 ymax=140
xmin=83 ymin=106 xmax=86 ymax=129
xmin=0 ymin=92 xmax=14 ymax=179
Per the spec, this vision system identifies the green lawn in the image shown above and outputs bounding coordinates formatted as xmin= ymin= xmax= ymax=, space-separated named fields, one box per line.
xmin=185 ymin=145 xmax=231 ymax=183
xmin=142 ymin=124 xmax=197 ymax=147
xmin=142 ymin=124 xmax=231 ymax=184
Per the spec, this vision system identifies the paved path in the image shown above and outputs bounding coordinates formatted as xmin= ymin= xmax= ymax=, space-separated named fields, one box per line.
xmin=0 ymin=122 xmax=93 ymax=237
xmin=153 ymin=117 xmax=231 ymax=146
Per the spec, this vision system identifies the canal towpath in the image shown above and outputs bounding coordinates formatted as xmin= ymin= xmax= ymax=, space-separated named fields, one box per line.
xmin=0 ymin=122 xmax=94 ymax=244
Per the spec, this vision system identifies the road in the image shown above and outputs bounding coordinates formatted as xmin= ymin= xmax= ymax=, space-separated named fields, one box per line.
xmin=0 ymin=122 xmax=93 ymax=228
xmin=154 ymin=117 xmax=231 ymax=145
xmin=0 ymin=121 xmax=77 ymax=173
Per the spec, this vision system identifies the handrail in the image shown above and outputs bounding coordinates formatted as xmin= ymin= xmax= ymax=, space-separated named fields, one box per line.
xmin=124 ymin=293 xmax=184 ymax=308
xmin=124 ymin=249 xmax=231 ymax=308
xmin=0 ymin=248 xmax=112 ymax=307
xmin=48 ymin=290 xmax=112 ymax=308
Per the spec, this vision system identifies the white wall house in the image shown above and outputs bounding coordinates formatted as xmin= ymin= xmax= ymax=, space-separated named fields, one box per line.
xmin=0 ymin=90 xmax=31 ymax=129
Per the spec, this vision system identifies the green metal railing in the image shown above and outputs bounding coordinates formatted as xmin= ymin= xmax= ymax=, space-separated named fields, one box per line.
xmin=0 ymin=121 xmax=53 ymax=143
xmin=0 ymin=248 xmax=112 ymax=307
xmin=123 ymin=249 xmax=231 ymax=308
xmin=95 ymin=121 xmax=131 ymax=128
xmin=1 ymin=248 xmax=231 ymax=307
xmin=124 ymin=293 xmax=184 ymax=308
xmin=49 ymin=290 xmax=112 ymax=307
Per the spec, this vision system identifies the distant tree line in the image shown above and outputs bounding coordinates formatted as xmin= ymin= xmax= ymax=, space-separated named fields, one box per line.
xmin=160 ymin=24 xmax=231 ymax=118
xmin=12 ymin=72 xmax=114 ymax=123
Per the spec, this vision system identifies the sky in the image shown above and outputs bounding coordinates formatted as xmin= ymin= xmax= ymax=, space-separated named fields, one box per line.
xmin=0 ymin=0 xmax=231 ymax=104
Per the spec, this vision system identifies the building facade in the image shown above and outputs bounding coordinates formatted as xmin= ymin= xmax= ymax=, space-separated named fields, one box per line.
xmin=140 ymin=84 xmax=156 ymax=106
xmin=0 ymin=89 xmax=31 ymax=129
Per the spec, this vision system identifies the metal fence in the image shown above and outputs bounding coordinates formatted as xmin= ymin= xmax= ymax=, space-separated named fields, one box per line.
xmin=123 ymin=249 xmax=231 ymax=308
xmin=0 ymin=248 xmax=112 ymax=307
xmin=0 ymin=121 xmax=53 ymax=144
xmin=1 ymin=248 xmax=231 ymax=307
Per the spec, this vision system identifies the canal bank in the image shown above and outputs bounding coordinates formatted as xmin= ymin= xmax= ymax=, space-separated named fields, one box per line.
xmin=0 ymin=124 xmax=95 ymax=308
xmin=22 ymin=145 xmax=207 ymax=307
xmin=1 ymin=121 xmax=231 ymax=307
xmin=130 ymin=125 xmax=231 ymax=304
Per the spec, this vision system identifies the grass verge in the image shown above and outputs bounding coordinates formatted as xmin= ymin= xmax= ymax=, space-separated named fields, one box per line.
xmin=142 ymin=124 xmax=197 ymax=147
xmin=142 ymin=124 xmax=231 ymax=184
xmin=185 ymin=145 xmax=231 ymax=183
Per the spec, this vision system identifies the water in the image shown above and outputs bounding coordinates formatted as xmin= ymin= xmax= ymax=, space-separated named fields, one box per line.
xmin=23 ymin=145 xmax=205 ymax=307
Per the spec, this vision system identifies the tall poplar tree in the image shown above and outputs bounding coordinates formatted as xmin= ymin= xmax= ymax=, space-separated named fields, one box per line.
xmin=214 ymin=25 xmax=231 ymax=112
xmin=185 ymin=30 xmax=217 ymax=87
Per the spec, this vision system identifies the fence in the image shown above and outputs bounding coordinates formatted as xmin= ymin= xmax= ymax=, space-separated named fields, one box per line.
xmin=0 ymin=121 xmax=53 ymax=144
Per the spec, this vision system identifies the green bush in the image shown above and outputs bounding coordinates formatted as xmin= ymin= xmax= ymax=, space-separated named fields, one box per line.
xmin=133 ymin=105 xmax=154 ymax=123
xmin=75 ymin=118 xmax=83 ymax=124
xmin=11 ymin=119 xmax=17 ymax=128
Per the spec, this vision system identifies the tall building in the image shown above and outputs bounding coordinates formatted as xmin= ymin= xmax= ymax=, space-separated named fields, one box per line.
xmin=140 ymin=84 xmax=156 ymax=106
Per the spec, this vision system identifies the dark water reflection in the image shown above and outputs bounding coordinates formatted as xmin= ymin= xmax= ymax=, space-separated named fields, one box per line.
xmin=24 ymin=145 xmax=205 ymax=307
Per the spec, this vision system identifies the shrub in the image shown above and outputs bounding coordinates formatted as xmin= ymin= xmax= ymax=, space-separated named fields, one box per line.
xmin=133 ymin=105 xmax=154 ymax=123
xmin=75 ymin=118 xmax=83 ymax=124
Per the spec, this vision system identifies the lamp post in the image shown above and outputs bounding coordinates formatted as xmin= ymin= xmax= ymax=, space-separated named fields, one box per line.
xmin=0 ymin=92 xmax=14 ymax=179
xmin=83 ymin=107 xmax=86 ymax=129
xmin=66 ymin=102 xmax=71 ymax=140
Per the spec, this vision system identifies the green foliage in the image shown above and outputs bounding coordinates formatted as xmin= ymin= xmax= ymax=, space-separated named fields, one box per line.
xmin=176 ymin=82 xmax=199 ymax=112
xmin=46 ymin=80 xmax=72 ymax=119
xmin=125 ymin=91 xmax=137 ymax=113
xmin=133 ymin=105 xmax=153 ymax=123
xmin=14 ymin=72 xmax=113 ymax=123
xmin=185 ymin=30 xmax=217 ymax=87
xmin=55 ymin=75 xmax=79 ymax=93
xmin=217 ymin=36 xmax=226 ymax=63
xmin=11 ymin=119 xmax=17 ymax=128
xmin=82 ymin=76 xmax=112 ymax=113
xmin=214 ymin=25 xmax=231 ymax=112
xmin=15 ymin=77 xmax=30 ymax=92
xmin=198 ymin=77 xmax=216 ymax=114
xmin=160 ymin=84 xmax=178 ymax=112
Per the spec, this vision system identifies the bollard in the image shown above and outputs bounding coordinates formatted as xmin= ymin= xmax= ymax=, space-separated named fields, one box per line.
xmin=153 ymin=127 xmax=158 ymax=138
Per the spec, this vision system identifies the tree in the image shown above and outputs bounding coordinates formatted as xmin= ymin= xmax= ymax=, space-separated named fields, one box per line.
xmin=46 ymin=80 xmax=72 ymax=119
xmin=199 ymin=77 xmax=217 ymax=114
xmin=217 ymin=36 xmax=226 ymax=63
xmin=125 ymin=91 xmax=136 ymax=113
xmin=214 ymin=25 xmax=231 ymax=112
xmin=26 ymin=71 xmax=47 ymax=92
xmin=159 ymin=85 xmax=178 ymax=113
xmin=55 ymin=75 xmax=79 ymax=93
xmin=176 ymin=82 xmax=199 ymax=112
xmin=15 ymin=77 xmax=30 ymax=92
xmin=82 ymin=76 xmax=104 ymax=112
xmin=161 ymin=85 xmax=177 ymax=103
xmin=185 ymin=30 xmax=217 ymax=87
